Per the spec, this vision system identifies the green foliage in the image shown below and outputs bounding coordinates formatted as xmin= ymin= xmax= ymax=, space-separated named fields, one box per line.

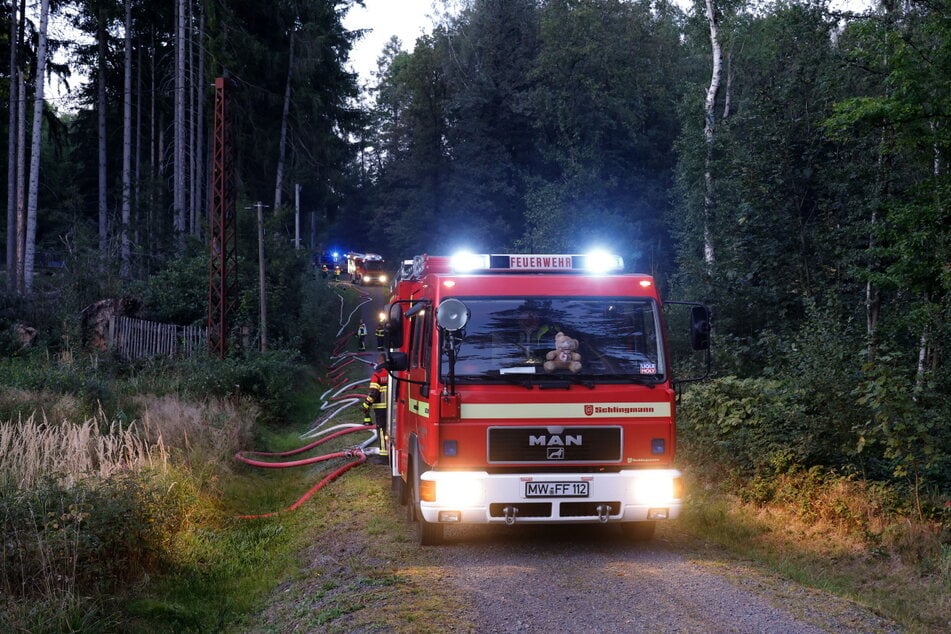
xmin=143 ymin=251 xmax=210 ymax=326
xmin=131 ymin=351 xmax=307 ymax=424
xmin=0 ymin=355 xmax=116 ymax=420
xmin=679 ymin=376 xmax=812 ymax=477
xmin=0 ymin=471 xmax=202 ymax=600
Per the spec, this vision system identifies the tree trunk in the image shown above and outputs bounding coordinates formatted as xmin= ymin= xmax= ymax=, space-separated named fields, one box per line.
xmin=188 ymin=0 xmax=197 ymax=235
xmin=196 ymin=5 xmax=206 ymax=232
xmin=120 ymin=0 xmax=133 ymax=278
xmin=24 ymin=0 xmax=50 ymax=294
xmin=15 ymin=72 xmax=26 ymax=293
xmin=98 ymin=8 xmax=108 ymax=259
xmin=274 ymin=31 xmax=295 ymax=215
xmin=5 ymin=0 xmax=20 ymax=292
xmin=702 ymin=0 xmax=721 ymax=271
xmin=173 ymin=0 xmax=186 ymax=250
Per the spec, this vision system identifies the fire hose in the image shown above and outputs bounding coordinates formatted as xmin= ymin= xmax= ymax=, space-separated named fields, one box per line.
xmin=236 ymin=285 xmax=380 ymax=519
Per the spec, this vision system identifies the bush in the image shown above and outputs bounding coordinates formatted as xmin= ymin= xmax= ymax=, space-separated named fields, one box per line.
xmin=0 ymin=471 xmax=203 ymax=600
xmin=130 ymin=351 xmax=306 ymax=424
xmin=678 ymin=376 xmax=815 ymax=478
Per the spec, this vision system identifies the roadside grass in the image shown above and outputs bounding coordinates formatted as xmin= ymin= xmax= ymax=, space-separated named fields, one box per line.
xmin=675 ymin=470 xmax=950 ymax=633
xmin=235 ymin=460 xmax=476 ymax=634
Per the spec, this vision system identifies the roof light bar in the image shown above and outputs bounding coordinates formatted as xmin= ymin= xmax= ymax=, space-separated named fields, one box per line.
xmin=449 ymin=252 xmax=624 ymax=274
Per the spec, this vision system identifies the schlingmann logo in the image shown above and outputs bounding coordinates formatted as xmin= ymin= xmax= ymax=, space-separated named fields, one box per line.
xmin=584 ymin=404 xmax=656 ymax=416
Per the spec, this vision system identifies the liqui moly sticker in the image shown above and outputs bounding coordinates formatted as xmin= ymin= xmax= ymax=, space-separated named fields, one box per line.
xmin=639 ymin=362 xmax=657 ymax=374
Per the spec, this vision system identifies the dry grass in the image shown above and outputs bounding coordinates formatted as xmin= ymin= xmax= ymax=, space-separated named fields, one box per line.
xmin=0 ymin=412 xmax=167 ymax=489
xmin=134 ymin=394 xmax=257 ymax=466
xmin=681 ymin=469 xmax=951 ymax=632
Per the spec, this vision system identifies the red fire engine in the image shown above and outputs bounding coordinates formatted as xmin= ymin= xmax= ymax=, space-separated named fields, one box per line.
xmin=382 ymin=252 xmax=710 ymax=545
xmin=346 ymin=252 xmax=388 ymax=286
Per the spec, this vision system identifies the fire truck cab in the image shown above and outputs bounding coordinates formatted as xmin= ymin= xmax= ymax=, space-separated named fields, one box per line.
xmin=346 ymin=252 xmax=388 ymax=286
xmin=384 ymin=253 xmax=710 ymax=545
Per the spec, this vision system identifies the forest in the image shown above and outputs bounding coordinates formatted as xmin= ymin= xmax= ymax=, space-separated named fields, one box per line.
xmin=0 ymin=0 xmax=949 ymax=628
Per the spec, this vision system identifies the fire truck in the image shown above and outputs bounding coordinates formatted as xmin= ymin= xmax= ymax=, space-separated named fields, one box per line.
xmin=382 ymin=252 xmax=710 ymax=545
xmin=346 ymin=252 xmax=388 ymax=286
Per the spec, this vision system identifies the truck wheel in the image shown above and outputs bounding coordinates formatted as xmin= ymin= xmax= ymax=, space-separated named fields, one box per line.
xmin=621 ymin=521 xmax=656 ymax=541
xmin=393 ymin=475 xmax=407 ymax=505
xmin=419 ymin=515 xmax=444 ymax=546
xmin=405 ymin=460 xmax=418 ymax=522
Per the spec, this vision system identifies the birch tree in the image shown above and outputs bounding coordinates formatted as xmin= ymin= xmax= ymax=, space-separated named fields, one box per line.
xmin=702 ymin=0 xmax=721 ymax=270
xmin=24 ymin=0 xmax=50 ymax=294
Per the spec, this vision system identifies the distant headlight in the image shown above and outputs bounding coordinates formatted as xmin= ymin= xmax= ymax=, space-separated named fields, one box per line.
xmin=379 ymin=275 xmax=387 ymax=284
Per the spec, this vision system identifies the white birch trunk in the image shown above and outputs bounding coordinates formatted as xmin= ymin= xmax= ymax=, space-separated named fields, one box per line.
xmin=120 ymin=0 xmax=133 ymax=278
xmin=24 ymin=0 xmax=50 ymax=294
xmin=703 ymin=0 xmax=721 ymax=270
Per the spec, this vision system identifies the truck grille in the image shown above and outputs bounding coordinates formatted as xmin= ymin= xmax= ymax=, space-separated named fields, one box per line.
xmin=487 ymin=426 xmax=622 ymax=463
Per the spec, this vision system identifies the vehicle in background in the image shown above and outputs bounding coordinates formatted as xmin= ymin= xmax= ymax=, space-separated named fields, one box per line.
xmin=346 ymin=252 xmax=388 ymax=285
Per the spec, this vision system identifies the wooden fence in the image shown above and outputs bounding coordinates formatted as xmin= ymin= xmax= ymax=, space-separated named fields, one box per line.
xmin=108 ymin=315 xmax=207 ymax=361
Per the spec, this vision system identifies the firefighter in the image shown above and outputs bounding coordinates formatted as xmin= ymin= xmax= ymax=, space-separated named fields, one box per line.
xmin=356 ymin=319 xmax=367 ymax=351
xmin=375 ymin=320 xmax=386 ymax=350
xmin=361 ymin=353 xmax=389 ymax=460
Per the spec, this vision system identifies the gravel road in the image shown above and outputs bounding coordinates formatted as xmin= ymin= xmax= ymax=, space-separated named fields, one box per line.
xmin=413 ymin=523 xmax=900 ymax=634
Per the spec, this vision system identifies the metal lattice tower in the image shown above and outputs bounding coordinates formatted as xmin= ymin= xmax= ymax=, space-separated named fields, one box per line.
xmin=208 ymin=77 xmax=237 ymax=358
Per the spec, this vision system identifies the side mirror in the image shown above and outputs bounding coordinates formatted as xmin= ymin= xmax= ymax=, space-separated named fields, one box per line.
xmin=387 ymin=351 xmax=408 ymax=371
xmin=386 ymin=303 xmax=404 ymax=348
xmin=690 ymin=305 xmax=711 ymax=351
xmin=436 ymin=298 xmax=469 ymax=332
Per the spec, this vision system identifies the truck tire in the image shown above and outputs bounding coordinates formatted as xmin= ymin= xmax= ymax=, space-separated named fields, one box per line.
xmin=621 ymin=521 xmax=656 ymax=541
xmin=419 ymin=514 xmax=444 ymax=546
xmin=406 ymin=458 xmax=444 ymax=545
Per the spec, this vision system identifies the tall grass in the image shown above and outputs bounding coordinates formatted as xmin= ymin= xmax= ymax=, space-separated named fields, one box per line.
xmin=0 ymin=412 xmax=166 ymax=489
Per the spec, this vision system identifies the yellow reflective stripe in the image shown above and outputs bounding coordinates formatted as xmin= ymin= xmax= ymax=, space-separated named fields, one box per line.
xmin=460 ymin=402 xmax=671 ymax=419
xmin=409 ymin=397 xmax=430 ymax=418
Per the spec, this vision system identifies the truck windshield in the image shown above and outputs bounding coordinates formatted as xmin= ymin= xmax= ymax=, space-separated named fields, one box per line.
xmin=365 ymin=260 xmax=385 ymax=271
xmin=440 ymin=297 xmax=665 ymax=382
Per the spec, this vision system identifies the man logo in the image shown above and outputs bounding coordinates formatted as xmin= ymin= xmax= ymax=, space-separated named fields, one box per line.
xmin=547 ymin=447 xmax=565 ymax=460
xmin=584 ymin=404 xmax=594 ymax=416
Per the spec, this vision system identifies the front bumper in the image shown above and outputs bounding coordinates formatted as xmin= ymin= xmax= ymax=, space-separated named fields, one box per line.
xmin=418 ymin=469 xmax=682 ymax=525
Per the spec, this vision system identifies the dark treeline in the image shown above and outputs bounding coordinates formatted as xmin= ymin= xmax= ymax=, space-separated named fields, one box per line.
xmin=1 ymin=1 xmax=949 ymax=501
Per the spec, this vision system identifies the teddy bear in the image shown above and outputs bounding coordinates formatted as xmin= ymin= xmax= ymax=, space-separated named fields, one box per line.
xmin=544 ymin=332 xmax=582 ymax=373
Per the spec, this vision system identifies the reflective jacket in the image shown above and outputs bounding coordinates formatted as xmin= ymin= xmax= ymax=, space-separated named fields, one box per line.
xmin=365 ymin=367 xmax=388 ymax=410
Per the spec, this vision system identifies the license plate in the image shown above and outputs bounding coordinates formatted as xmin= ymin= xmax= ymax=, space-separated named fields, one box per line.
xmin=524 ymin=481 xmax=590 ymax=498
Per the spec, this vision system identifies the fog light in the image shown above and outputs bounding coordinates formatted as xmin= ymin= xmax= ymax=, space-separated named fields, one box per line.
xmin=647 ymin=508 xmax=669 ymax=520
xmin=438 ymin=511 xmax=461 ymax=523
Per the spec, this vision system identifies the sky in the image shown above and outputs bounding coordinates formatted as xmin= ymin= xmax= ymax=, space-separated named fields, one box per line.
xmin=47 ymin=0 xmax=872 ymax=110
xmin=342 ymin=0 xmax=871 ymax=87
xmin=343 ymin=0 xmax=457 ymax=87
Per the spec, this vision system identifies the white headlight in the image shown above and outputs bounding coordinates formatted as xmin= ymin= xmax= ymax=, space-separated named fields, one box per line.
xmin=436 ymin=477 xmax=484 ymax=507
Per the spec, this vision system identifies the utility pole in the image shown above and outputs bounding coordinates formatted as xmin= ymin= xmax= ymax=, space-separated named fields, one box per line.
xmin=251 ymin=201 xmax=269 ymax=351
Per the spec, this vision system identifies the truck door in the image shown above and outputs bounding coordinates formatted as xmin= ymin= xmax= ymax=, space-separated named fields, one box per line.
xmin=406 ymin=308 xmax=434 ymax=465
